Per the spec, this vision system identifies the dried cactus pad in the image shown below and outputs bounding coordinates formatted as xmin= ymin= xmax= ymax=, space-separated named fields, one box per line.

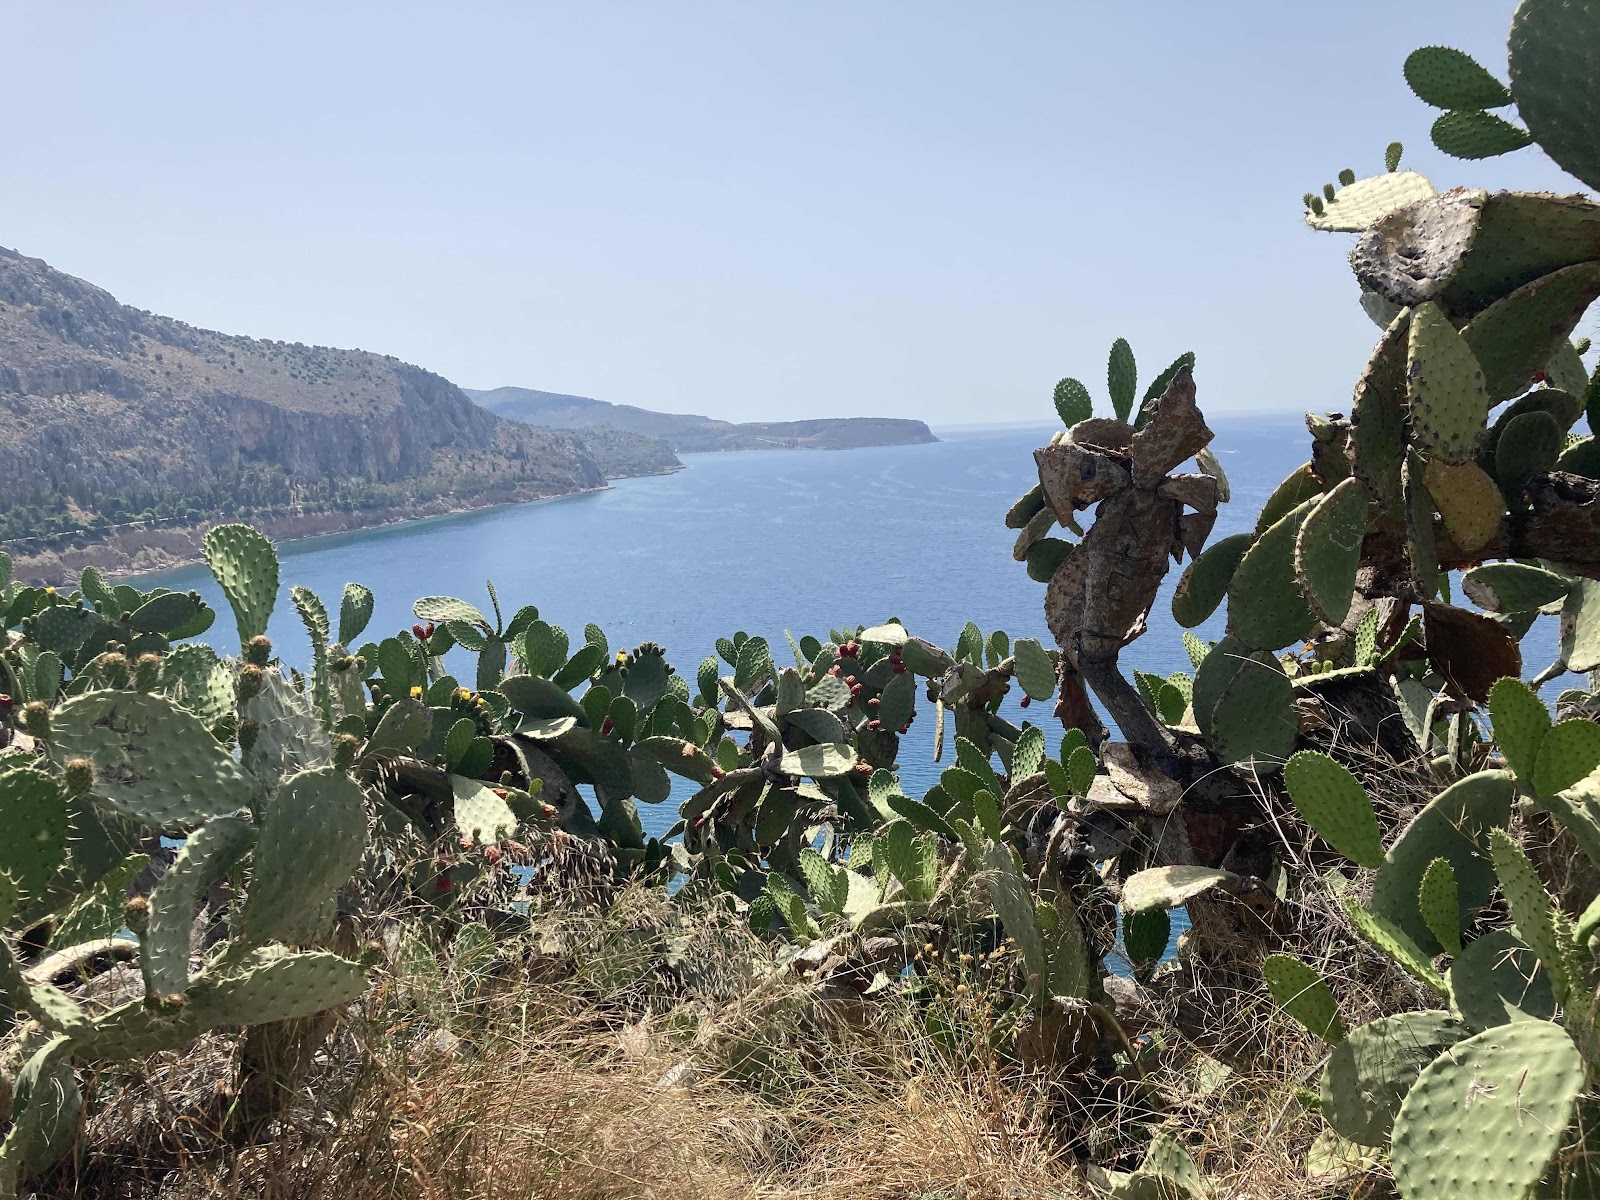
xmin=47 ymin=691 xmax=252 ymax=829
xmin=1391 ymin=1021 xmax=1583 ymax=1200
xmin=1306 ymin=171 xmax=1436 ymax=233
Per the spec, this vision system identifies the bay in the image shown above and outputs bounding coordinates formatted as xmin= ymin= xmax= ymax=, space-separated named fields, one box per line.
xmin=140 ymin=412 xmax=1308 ymax=835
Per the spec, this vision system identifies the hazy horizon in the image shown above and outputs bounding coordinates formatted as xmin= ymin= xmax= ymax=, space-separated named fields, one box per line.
xmin=4 ymin=1 xmax=1590 ymax=425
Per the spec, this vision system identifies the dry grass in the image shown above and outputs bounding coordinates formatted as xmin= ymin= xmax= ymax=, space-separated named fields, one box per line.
xmin=22 ymin=885 xmax=1372 ymax=1200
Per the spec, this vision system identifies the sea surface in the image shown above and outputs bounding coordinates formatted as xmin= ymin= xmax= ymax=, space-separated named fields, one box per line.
xmin=139 ymin=411 xmax=1561 ymax=842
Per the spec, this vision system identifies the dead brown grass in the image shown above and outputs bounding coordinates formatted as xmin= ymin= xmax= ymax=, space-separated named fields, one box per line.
xmin=24 ymin=886 xmax=1369 ymax=1200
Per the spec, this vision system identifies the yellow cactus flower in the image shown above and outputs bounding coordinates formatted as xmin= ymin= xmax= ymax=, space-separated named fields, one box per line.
xmin=409 ymin=686 xmax=423 ymax=699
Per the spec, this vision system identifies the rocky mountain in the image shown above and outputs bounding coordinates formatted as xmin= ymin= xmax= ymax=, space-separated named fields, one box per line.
xmin=467 ymin=386 xmax=939 ymax=453
xmin=0 ymin=247 xmax=680 ymax=578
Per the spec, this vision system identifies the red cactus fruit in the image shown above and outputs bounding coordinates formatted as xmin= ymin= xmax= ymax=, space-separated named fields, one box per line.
xmin=435 ymin=877 xmax=454 ymax=893
xmin=828 ymin=665 xmax=842 ymax=676
xmin=484 ymin=845 xmax=503 ymax=866
xmin=1020 ymin=694 xmax=1032 ymax=708
xmin=600 ymin=716 xmax=615 ymax=736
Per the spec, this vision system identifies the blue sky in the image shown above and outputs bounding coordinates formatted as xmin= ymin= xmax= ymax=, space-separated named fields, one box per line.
xmin=2 ymin=1 xmax=1588 ymax=424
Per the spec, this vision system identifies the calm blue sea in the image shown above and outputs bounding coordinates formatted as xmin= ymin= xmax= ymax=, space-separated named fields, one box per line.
xmin=139 ymin=411 xmax=1562 ymax=843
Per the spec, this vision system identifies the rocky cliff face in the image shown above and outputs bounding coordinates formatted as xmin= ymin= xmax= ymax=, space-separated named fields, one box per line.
xmin=0 ymin=247 xmax=679 ymax=561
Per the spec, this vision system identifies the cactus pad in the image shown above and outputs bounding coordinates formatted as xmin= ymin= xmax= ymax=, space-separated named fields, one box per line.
xmin=1463 ymin=262 xmax=1600 ymax=403
xmin=1403 ymin=46 xmax=1513 ymax=110
xmin=1207 ymin=654 xmax=1297 ymax=771
xmin=1295 ymin=479 xmax=1370 ymax=625
xmin=1352 ymin=190 xmax=1484 ymax=308
xmin=1263 ymin=954 xmax=1344 ymax=1043
xmin=0 ymin=1035 xmax=80 ymax=1190
xmin=1373 ymin=771 xmax=1513 ymax=953
xmin=187 ymin=950 xmax=368 ymax=1028
xmin=203 ymin=523 xmax=279 ymax=647
xmin=0 ymin=766 xmax=68 ymax=918
xmin=1229 ymin=497 xmax=1319 ymax=649
xmin=779 ymin=743 xmax=855 ymax=779
xmin=1053 ymin=378 xmax=1091 ymax=427
xmin=1421 ymin=458 xmax=1501 ymax=554
xmin=1417 ymin=857 xmax=1462 ymax=956
xmin=1107 ymin=338 xmax=1136 ymax=422
xmin=48 ymin=690 xmax=252 ymax=828
xmin=1171 ymin=532 xmax=1251 ymax=628
xmin=1488 ymin=827 xmax=1576 ymax=1005
xmin=1011 ymin=637 xmax=1057 ymax=701
xmin=239 ymin=769 xmax=367 ymax=947
xmin=1281 ymin=751 xmax=1384 ymax=868
xmin=1321 ymin=1010 xmax=1466 ymax=1147
xmin=1407 ymin=302 xmax=1489 ymax=465
xmin=1531 ymin=717 xmax=1600 ymax=797
xmin=1494 ymin=409 xmax=1564 ymax=496
xmin=451 ymin=775 xmax=518 ymax=844
xmin=1450 ymin=929 xmax=1555 ymax=1029
xmin=1462 ymin=563 xmax=1571 ymax=614
xmin=1391 ymin=1021 xmax=1583 ymax=1200
xmin=337 ymin=582 xmax=374 ymax=646
xmin=1122 ymin=866 xmax=1237 ymax=912
xmin=1508 ymin=0 xmax=1600 ymax=191
xmin=1430 ymin=110 xmax=1533 ymax=159
xmin=142 ymin=813 xmax=255 ymax=998
xmin=366 ymin=696 xmax=433 ymax=756
xmin=1305 ymin=170 xmax=1436 ymax=233
xmin=1345 ymin=902 xmax=1449 ymax=995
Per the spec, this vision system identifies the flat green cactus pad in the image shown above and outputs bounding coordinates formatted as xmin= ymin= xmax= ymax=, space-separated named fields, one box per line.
xmin=1295 ymin=479 xmax=1370 ymax=625
xmin=1562 ymin=578 xmax=1600 ymax=672
xmin=161 ymin=643 xmax=236 ymax=731
xmin=1488 ymin=828 xmax=1576 ymax=1005
xmin=48 ymin=690 xmax=252 ymax=829
xmin=1208 ymin=654 xmax=1297 ymax=771
xmin=1228 ymin=497 xmax=1319 ymax=650
xmin=202 ymin=523 xmax=279 ymax=647
xmin=1171 ymin=532 xmax=1251 ymax=628
xmin=1431 ymin=110 xmax=1533 ymax=159
xmin=1421 ymin=458 xmax=1501 ymax=554
xmin=1450 ymin=929 xmax=1555 ymax=1029
xmin=1404 ymin=45 xmax=1513 ymax=110
xmin=1372 ymin=771 xmax=1513 ymax=954
xmin=1532 ymin=717 xmax=1600 ymax=797
xmin=1416 ymin=857 xmax=1462 ymax=956
xmin=1462 ymin=563 xmax=1571 ymax=614
xmin=1011 ymin=637 xmax=1057 ymax=701
xmin=1351 ymin=313 xmax=1410 ymax=515
xmin=0 ymin=1035 xmax=80 ymax=1189
xmin=1305 ymin=170 xmax=1436 ymax=233
xmin=1263 ymin=954 xmax=1344 ymax=1043
xmin=187 ymin=950 xmax=368 ymax=1028
xmin=142 ymin=813 xmax=255 ymax=998
xmin=239 ymin=768 xmax=367 ymax=948
xmin=1391 ymin=1021 xmax=1583 ymax=1200
xmin=1509 ymin=0 xmax=1600 ymax=191
xmin=337 ymin=582 xmax=374 ymax=646
xmin=1494 ymin=409 xmax=1564 ymax=495
xmin=1281 ymin=751 xmax=1384 ymax=868
xmin=1053 ymin=378 xmax=1091 ymax=427
xmin=1345 ymin=902 xmax=1449 ymax=995
xmin=0 ymin=766 xmax=69 ymax=919
xmin=1463 ymin=262 xmax=1600 ymax=403
xmin=1407 ymin=302 xmax=1489 ymax=465
xmin=1321 ymin=1011 xmax=1466 ymax=1147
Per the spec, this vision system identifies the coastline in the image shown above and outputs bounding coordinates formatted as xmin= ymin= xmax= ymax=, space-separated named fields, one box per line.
xmin=3 ymin=472 xmax=672 ymax=586
xmin=4 ymin=432 xmax=950 ymax=587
